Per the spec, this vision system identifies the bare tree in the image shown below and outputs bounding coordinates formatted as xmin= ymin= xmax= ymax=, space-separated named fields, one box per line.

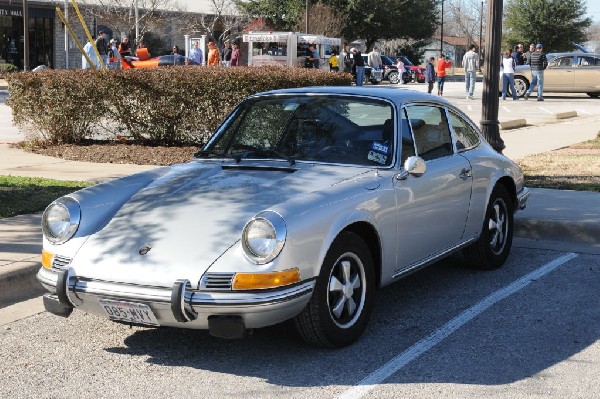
xmin=296 ymin=2 xmax=341 ymax=37
xmin=176 ymin=0 xmax=247 ymax=43
xmin=445 ymin=0 xmax=484 ymax=46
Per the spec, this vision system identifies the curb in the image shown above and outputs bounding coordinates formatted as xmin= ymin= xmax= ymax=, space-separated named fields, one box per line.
xmin=514 ymin=218 xmax=600 ymax=246
xmin=500 ymin=119 xmax=527 ymax=130
xmin=0 ymin=261 xmax=46 ymax=308
xmin=555 ymin=111 xmax=577 ymax=120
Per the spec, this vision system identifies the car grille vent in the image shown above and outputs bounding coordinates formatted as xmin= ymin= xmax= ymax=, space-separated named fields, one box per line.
xmin=52 ymin=255 xmax=72 ymax=270
xmin=200 ymin=273 xmax=235 ymax=290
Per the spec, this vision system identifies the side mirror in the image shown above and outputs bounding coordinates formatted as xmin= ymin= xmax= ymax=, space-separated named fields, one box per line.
xmin=396 ymin=156 xmax=426 ymax=180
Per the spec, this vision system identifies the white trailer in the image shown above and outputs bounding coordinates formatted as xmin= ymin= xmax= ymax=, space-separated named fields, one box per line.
xmin=242 ymin=32 xmax=341 ymax=70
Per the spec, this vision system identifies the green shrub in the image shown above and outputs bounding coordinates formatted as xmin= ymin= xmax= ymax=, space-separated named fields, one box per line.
xmin=0 ymin=63 xmax=18 ymax=73
xmin=6 ymin=66 xmax=351 ymax=145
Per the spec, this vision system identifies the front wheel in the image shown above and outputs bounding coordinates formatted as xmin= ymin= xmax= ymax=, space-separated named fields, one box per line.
xmin=511 ymin=76 xmax=529 ymax=97
xmin=294 ymin=231 xmax=375 ymax=348
xmin=463 ymin=185 xmax=513 ymax=270
xmin=388 ymin=71 xmax=400 ymax=84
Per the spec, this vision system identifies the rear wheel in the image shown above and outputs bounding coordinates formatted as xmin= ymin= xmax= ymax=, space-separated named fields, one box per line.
xmin=388 ymin=71 xmax=400 ymax=84
xmin=510 ymin=76 xmax=528 ymax=97
xmin=294 ymin=231 xmax=375 ymax=348
xmin=463 ymin=185 xmax=513 ymax=270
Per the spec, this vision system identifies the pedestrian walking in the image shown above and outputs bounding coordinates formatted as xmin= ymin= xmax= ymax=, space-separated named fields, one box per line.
xmin=436 ymin=53 xmax=452 ymax=96
xmin=524 ymin=43 xmax=548 ymax=101
xmin=207 ymin=41 xmax=220 ymax=66
xmin=352 ymin=48 xmax=365 ymax=86
xmin=189 ymin=40 xmax=203 ymax=65
xmin=328 ymin=50 xmax=339 ymax=71
xmin=501 ymin=49 xmax=518 ymax=100
xmin=230 ymin=41 xmax=242 ymax=66
xmin=425 ymin=56 xmax=436 ymax=94
xmin=462 ymin=44 xmax=479 ymax=99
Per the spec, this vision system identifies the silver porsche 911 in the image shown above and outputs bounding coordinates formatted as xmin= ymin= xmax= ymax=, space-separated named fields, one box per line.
xmin=38 ymin=86 xmax=530 ymax=348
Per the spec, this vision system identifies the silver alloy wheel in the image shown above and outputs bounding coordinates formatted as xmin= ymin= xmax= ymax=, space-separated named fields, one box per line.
xmin=388 ymin=71 xmax=399 ymax=84
xmin=327 ymin=252 xmax=366 ymax=329
xmin=488 ymin=198 xmax=509 ymax=255
xmin=513 ymin=77 xmax=528 ymax=97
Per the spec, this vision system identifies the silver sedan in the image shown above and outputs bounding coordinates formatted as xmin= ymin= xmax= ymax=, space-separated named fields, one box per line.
xmin=511 ymin=52 xmax=600 ymax=98
xmin=38 ymin=87 xmax=529 ymax=348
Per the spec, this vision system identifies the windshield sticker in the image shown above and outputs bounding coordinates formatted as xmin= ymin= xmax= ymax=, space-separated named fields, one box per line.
xmin=370 ymin=142 xmax=390 ymax=155
xmin=368 ymin=151 xmax=388 ymax=165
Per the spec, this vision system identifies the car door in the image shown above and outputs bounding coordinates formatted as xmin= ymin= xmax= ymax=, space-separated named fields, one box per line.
xmin=393 ymin=105 xmax=472 ymax=273
xmin=545 ymin=56 xmax=576 ymax=92
xmin=573 ymin=56 xmax=600 ymax=93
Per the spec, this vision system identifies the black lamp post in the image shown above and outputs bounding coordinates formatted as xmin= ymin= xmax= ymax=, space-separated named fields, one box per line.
xmin=23 ymin=0 xmax=29 ymax=70
xmin=479 ymin=1 xmax=484 ymax=68
xmin=440 ymin=0 xmax=444 ymax=54
xmin=305 ymin=0 xmax=309 ymax=33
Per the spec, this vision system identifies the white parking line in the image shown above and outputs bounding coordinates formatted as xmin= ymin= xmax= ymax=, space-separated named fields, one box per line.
xmin=576 ymin=109 xmax=592 ymax=115
xmin=339 ymin=252 xmax=579 ymax=399
xmin=501 ymin=106 xmax=511 ymax=113
xmin=537 ymin=107 xmax=555 ymax=115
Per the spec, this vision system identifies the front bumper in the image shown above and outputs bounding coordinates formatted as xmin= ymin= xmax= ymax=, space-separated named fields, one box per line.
xmin=37 ymin=267 xmax=314 ymax=332
xmin=517 ymin=186 xmax=531 ymax=210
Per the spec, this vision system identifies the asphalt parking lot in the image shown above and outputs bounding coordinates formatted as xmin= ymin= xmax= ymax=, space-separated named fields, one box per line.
xmin=1 ymin=245 xmax=598 ymax=398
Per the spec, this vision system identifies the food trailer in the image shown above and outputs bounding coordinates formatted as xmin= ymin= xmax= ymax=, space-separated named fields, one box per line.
xmin=242 ymin=32 xmax=341 ymax=70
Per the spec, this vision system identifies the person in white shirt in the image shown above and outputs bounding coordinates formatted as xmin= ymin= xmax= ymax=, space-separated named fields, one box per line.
xmin=395 ymin=57 xmax=405 ymax=84
xmin=501 ymin=49 xmax=518 ymax=100
xmin=189 ymin=41 xmax=204 ymax=65
xmin=367 ymin=46 xmax=382 ymax=69
xmin=82 ymin=39 xmax=100 ymax=69
xmin=462 ymin=44 xmax=479 ymax=99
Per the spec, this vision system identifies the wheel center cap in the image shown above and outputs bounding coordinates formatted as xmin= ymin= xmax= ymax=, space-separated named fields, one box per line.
xmin=343 ymin=283 xmax=353 ymax=299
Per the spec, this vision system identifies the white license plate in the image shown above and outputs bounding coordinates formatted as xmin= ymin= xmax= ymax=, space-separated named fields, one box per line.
xmin=98 ymin=299 xmax=160 ymax=326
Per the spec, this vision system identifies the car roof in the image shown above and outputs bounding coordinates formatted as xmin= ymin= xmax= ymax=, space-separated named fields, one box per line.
xmin=548 ymin=52 xmax=600 ymax=57
xmin=256 ymin=86 xmax=449 ymax=106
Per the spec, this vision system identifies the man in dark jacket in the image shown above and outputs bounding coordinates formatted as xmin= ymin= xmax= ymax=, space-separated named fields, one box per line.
xmin=511 ymin=44 xmax=523 ymax=66
xmin=524 ymin=43 xmax=548 ymax=101
xmin=95 ymin=30 xmax=108 ymax=66
xmin=425 ymin=57 xmax=436 ymax=94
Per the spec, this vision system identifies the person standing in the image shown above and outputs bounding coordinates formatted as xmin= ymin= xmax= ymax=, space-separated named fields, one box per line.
xmin=108 ymin=39 xmax=121 ymax=69
xmin=367 ymin=46 xmax=382 ymax=69
xmin=341 ymin=42 xmax=353 ymax=73
xmin=222 ymin=40 xmax=232 ymax=66
xmin=425 ymin=56 xmax=436 ymax=94
xmin=462 ymin=44 xmax=479 ymax=100
xmin=501 ymin=49 xmax=518 ymax=100
xmin=328 ymin=50 xmax=339 ymax=71
xmin=189 ymin=40 xmax=203 ymax=65
xmin=171 ymin=45 xmax=180 ymax=55
xmin=82 ymin=38 xmax=99 ymax=69
xmin=95 ymin=30 xmax=109 ymax=66
xmin=352 ymin=48 xmax=365 ymax=86
xmin=207 ymin=41 xmax=220 ymax=66
xmin=395 ymin=57 xmax=405 ymax=84
xmin=308 ymin=44 xmax=320 ymax=69
xmin=230 ymin=41 xmax=242 ymax=66
xmin=523 ymin=43 xmax=535 ymax=65
xmin=118 ymin=36 xmax=131 ymax=57
xmin=524 ymin=43 xmax=548 ymax=101
xmin=436 ymin=53 xmax=452 ymax=96
xmin=511 ymin=45 xmax=523 ymax=66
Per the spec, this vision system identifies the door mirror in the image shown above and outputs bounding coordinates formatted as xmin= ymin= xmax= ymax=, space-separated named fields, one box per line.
xmin=396 ymin=156 xmax=426 ymax=180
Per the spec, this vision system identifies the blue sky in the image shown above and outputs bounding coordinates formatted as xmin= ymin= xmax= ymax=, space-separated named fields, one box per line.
xmin=588 ymin=0 xmax=600 ymax=22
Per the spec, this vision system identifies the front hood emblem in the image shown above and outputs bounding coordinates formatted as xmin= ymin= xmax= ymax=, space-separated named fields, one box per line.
xmin=139 ymin=245 xmax=152 ymax=255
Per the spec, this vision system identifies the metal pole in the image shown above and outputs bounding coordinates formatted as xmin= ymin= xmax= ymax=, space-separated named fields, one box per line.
xmin=439 ymin=1 xmax=443 ymax=54
xmin=55 ymin=7 xmax=100 ymax=76
xmin=135 ymin=0 xmax=139 ymax=42
xmin=23 ymin=0 xmax=29 ymax=70
xmin=480 ymin=0 xmax=504 ymax=153
xmin=64 ymin=0 xmax=69 ymax=69
xmin=479 ymin=1 xmax=483 ymax=70
xmin=305 ymin=0 xmax=309 ymax=33
xmin=69 ymin=0 xmax=107 ymax=71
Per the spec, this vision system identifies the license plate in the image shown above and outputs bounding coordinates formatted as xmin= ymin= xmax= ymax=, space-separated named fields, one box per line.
xmin=98 ymin=299 xmax=160 ymax=326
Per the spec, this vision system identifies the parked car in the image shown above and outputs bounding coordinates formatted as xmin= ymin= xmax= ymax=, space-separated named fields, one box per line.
xmin=38 ymin=87 xmax=530 ymax=348
xmin=507 ymin=52 xmax=600 ymax=98
xmin=380 ymin=55 xmax=413 ymax=84
xmin=394 ymin=55 xmax=426 ymax=83
xmin=121 ymin=52 xmax=200 ymax=69
xmin=362 ymin=54 xmax=401 ymax=84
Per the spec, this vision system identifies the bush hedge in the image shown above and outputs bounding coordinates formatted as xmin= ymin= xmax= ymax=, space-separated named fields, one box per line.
xmin=6 ymin=66 xmax=352 ymax=145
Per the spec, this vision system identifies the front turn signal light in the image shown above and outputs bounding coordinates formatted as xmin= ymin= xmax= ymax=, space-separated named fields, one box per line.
xmin=232 ymin=268 xmax=301 ymax=290
xmin=41 ymin=250 xmax=54 ymax=269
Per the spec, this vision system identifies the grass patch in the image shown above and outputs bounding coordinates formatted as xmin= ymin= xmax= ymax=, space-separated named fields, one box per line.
xmin=518 ymin=133 xmax=600 ymax=192
xmin=0 ymin=175 xmax=91 ymax=219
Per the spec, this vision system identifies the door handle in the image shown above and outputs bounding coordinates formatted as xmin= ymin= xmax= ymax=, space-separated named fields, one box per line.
xmin=459 ymin=168 xmax=472 ymax=180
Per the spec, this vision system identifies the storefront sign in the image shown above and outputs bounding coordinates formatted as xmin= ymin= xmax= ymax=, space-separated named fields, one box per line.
xmin=0 ymin=8 xmax=23 ymax=17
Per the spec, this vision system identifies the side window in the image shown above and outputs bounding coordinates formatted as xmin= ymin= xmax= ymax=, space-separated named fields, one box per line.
xmin=448 ymin=111 xmax=480 ymax=151
xmin=405 ymin=105 xmax=453 ymax=161
xmin=400 ymin=108 xmax=416 ymax=164
xmin=580 ymin=57 xmax=599 ymax=66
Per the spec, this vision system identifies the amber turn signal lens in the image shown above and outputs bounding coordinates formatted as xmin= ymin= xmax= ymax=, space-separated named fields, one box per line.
xmin=233 ymin=268 xmax=301 ymax=290
xmin=41 ymin=250 xmax=54 ymax=269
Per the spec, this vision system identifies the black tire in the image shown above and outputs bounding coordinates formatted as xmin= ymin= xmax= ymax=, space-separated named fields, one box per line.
xmin=587 ymin=93 xmax=600 ymax=98
xmin=510 ymin=76 xmax=528 ymax=97
xmin=388 ymin=71 xmax=400 ymax=84
xmin=463 ymin=185 xmax=514 ymax=270
xmin=294 ymin=231 xmax=375 ymax=348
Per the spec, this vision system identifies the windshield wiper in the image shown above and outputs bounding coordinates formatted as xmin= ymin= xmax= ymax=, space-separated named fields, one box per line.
xmin=230 ymin=144 xmax=296 ymax=166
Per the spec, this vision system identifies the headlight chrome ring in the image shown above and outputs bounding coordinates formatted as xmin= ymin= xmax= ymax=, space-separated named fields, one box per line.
xmin=242 ymin=211 xmax=286 ymax=264
xmin=42 ymin=197 xmax=81 ymax=244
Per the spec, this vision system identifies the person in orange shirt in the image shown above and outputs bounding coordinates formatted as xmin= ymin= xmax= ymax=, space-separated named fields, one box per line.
xmin=435 ymin=53 xmax=452 ymax=96
xmin=207 ymin=41 xmax=220 ymax=66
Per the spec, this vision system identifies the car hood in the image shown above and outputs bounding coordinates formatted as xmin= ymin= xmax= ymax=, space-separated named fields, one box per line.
xmin=72 ymin=161 xmax=368 ymax=287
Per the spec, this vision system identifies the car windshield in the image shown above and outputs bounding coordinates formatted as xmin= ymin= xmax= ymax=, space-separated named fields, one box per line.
xmin=202 ymin=95 xmax=395 ymax=167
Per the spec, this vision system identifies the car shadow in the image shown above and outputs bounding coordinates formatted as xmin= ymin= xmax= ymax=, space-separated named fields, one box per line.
xmin=104 ymin=248 xmax=598 ymax=388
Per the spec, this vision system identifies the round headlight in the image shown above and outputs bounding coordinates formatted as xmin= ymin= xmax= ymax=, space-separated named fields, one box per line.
xmin=242 ymin=211 xmax=286 ymax=264
xmin=42 ymin=197 xmax=81 ymax=244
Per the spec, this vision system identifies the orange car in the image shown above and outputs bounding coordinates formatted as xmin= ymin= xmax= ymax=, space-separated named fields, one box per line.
xmin=119 ymin=48 xmax=200 ymax=69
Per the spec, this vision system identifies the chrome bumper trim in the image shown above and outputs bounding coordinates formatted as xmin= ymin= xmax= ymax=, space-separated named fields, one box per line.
xmin=517 ymin=187 xmax=531 ymax=210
